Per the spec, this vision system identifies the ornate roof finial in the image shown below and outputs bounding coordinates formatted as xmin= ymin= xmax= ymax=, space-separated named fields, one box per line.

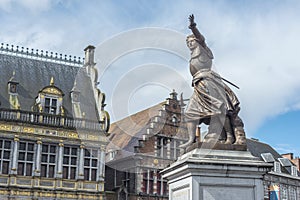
xmin=9 ymin=70 xmax=16 ymax=82
xmin=170 ymin=89 xmax=178 ymax=100
xmin=50 ymin=77 xmax=54 ymax=86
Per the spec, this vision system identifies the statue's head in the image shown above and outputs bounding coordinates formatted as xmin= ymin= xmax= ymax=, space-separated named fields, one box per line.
xmin=186 ymin=34 xmax=199 ymax=50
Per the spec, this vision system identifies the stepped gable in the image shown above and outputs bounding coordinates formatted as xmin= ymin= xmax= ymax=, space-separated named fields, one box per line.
xmin=108 ymin=102 xmax=164 ymax=154
xmin=107 ymin=90 xmax=187 ymax=161
xmin=0 ymin=47 xmax=98 ymax=120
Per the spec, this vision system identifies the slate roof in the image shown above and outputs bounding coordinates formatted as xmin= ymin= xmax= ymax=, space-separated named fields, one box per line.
xmin=247 ymin=138 xmax=296 ymax=175
xmin=0 ymin=52 xmax=98 ymax=120
xmin=247 ymin=138 xmax=282 ymax=160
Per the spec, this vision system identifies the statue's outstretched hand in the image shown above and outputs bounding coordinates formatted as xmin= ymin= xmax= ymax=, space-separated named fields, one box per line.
xmin=189 ymin=14 xmax=196 ymax=28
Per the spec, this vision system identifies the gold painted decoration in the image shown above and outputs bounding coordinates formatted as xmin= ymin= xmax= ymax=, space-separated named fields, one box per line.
xmin=68 ymin=132 xmax=79 ymax=138
xmin=50 ymin=77 xmax=54 ymax=85
xmin=0 ymin=124 xmax=11 ymax=131
xmin=0 ymin=190 xmax=8 ymax=195
xmin=42 ymin=87 xmax=62 ymax=96
xmin=23 ymin=127 xmax=34 ymax=133
xmin=40 ymin=193 xmax=55 ymax=197
xmin=9 ymin=95 xmax=20 ymax=110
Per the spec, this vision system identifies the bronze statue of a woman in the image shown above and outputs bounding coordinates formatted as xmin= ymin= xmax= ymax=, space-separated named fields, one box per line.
xmin=180 ymin=15 xmax=246 ymax=149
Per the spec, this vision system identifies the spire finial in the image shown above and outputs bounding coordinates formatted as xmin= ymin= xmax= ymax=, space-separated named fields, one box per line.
xmin=50 ymin=77 xmax=54 ymax=85
xmin=170 ymin=89 xmax=178 ymax=100
xmin=9 ymin=70 xmax=16 ymax=82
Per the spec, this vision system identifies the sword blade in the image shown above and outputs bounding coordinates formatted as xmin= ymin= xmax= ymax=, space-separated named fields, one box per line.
xmin=221 ymin=77 xmax=240 ymax=89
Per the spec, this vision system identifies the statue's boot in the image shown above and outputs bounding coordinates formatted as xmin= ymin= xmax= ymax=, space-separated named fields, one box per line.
xmin=224 ymin=135 xmax=235 ymax=144
xmin=224 ymin=116 xmax=235 ymax=144
xmin=179 ymin=122 xmax=196 ymax=149
xmin=233 ymin=116 xmax=246 ymax=145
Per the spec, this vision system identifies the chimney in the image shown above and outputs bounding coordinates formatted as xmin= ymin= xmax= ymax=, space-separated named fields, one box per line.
xmin=282 ymin=153 xmax=294 ymax=160
xmin=84 ymin=45 xmax=95 ymax=66
xmin=292 ymin=158 xmax=300 ymax=171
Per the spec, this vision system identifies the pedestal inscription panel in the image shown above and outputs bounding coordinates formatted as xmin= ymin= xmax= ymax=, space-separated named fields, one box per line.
xmin=172 ymin=187 xmax=190 ymax=200
xmin=201 ymin=186 xmax=254 ymax=200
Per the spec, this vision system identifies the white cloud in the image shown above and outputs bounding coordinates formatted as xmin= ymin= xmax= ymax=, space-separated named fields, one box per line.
xmin=0 ymin=0 xmax=58 ymax=13
xmin=0 ymin=24 xmax=66 ymax=56
xmin=0 ymin=0 xmax=11 ymax=11
xmin=19 ymin=0 xmax=54 ymax=13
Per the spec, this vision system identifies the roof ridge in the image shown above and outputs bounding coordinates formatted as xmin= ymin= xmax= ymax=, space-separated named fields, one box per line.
xmin=0 ymin=43 xmax=84 ymax=67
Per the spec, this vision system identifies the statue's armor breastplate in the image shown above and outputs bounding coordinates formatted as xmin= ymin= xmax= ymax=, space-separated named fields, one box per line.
xmin=189 ymin=45 xmax=213 ymax=76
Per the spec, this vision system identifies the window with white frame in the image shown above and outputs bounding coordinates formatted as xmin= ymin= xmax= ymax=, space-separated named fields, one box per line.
xmin=157 ymin=137 xmax=168 ymax=158
xmin=44 ymin=97 xmax=58 ymax=114
xmin=0 ymin=139 xmax=12 ymax=174
xmin=84 ymin=148 xmax=98 ymax=181
xmin=274 ymin=161 xmax=281 ymax=173
xmin=63 ymin=146 xmax=78 ymax=179
xmin=41 ymin=144 xmax=57 ymax=178
xmin=288 ymin=186 xmax=297 ymax=200
xmin=142 ymin=169 xmax=154 ymax=194
xmin=280 ymin=184 xmax=288 ymax=200
xmin=170 ymin=139 xmax=181 ymax=159
xmin=17 ymin=141 xmax=34 ymax=176
xmin=36 ymin=83 xmax=64 ymax=115
xmin=297 ymin=187 xmax=300 ymax=199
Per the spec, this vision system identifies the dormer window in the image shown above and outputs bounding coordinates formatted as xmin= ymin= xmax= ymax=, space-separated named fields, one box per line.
xmin=8 ymin=71 xmax=19 ymax=94
xmin=7 ymin=71 xmax=20 ymax=109
xmin=72 ymin=92 xmax=80 ymax=102
xmin=35 ymin=77 xmax=64 ymax=115
xmin=9 ymin=83 xmax=17 ymax=93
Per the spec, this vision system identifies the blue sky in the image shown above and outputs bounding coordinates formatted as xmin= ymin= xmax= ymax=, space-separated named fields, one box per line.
xmin=1 ymin=0 xmax=300 ymax=156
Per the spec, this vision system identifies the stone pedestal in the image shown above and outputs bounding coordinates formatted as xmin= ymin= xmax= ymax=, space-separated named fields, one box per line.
xmin=162 ymin=148 xmax=272 ymax=200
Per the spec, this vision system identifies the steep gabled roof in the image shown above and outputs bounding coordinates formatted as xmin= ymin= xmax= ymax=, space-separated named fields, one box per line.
xmin=0 ymin=52 xmax=98 ymax=120
xmin=107 ymin=102 xmax=165 ymax=153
